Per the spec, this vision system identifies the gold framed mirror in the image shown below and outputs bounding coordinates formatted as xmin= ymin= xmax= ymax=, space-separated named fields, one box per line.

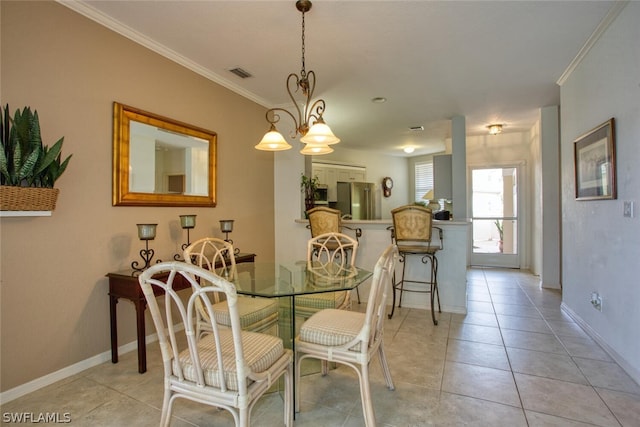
xmin=112 ymin=102 xmax=217 ymax=207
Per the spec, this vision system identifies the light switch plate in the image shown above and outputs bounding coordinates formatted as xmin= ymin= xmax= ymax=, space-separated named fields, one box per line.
xmin=623 ymin=201 xmax=634 ymax=218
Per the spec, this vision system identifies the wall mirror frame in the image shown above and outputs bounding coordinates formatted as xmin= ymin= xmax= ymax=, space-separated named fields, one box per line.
xmin=112 ymin=102 xmax=217 ymax=207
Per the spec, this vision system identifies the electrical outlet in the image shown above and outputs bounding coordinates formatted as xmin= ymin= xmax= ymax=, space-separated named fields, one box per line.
xmin=590 ymin=292 xmax=602 ymax=311
xmin=624 ymin=201 xmax=634 ymax=218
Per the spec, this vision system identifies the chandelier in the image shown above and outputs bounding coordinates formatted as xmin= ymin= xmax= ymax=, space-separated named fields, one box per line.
xmin=255 ymin=0 xmax=340 ymax=155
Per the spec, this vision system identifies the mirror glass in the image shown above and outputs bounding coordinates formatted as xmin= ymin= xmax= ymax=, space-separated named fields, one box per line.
xmin=113 ymin=102 xmax=217 ymax=206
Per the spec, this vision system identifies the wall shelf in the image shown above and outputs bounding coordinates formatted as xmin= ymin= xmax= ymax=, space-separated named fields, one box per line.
xmin=0 ymin=211 xmax=52 ymax=217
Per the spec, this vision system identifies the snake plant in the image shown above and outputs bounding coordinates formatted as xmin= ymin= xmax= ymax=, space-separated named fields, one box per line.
xmin=0 ymin=104 xmax=72 ymax=188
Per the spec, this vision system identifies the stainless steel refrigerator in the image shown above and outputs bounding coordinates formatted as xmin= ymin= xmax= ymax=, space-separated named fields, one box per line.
xmin=335 ymin=181 xmax=376 ymax=220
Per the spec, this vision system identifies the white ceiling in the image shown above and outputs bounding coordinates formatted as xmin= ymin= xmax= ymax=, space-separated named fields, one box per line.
xmin=65 ymin=0 xmax=615 ymax=157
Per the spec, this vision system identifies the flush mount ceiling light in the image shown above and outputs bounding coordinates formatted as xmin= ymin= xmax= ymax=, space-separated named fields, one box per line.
xmin=255 ymin=0 xmax=339 ymax=155
xmin=488 ymin=124 xmax=503 ymax=135
xmin=403 ymin=147 xmax=415 ymax=154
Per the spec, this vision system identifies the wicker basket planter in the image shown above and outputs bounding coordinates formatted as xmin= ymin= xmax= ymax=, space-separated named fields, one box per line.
xmin=0 ymin=186 xmax=60 ymax=211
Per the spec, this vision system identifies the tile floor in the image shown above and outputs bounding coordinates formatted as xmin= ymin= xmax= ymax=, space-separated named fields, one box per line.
xmin=3 ymin=268 xmax=640 ymax=426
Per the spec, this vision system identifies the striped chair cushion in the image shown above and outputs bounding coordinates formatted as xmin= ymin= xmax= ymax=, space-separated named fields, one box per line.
xmin=175 ymin=330 xmax=284 ymax=391
xmin=212 ymin=297 xmax=279 ymax=329
xmin=299 ymin=308 xmax=365 ymax=351
xmin=396 ymin=243 xmax=438 ymax=255
xmin=295 ymin=291 xmax=348 ymax=311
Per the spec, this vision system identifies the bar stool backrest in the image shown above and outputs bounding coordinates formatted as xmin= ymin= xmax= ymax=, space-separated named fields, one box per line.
xmin=391 ymin=205 xmax=433 ymax=243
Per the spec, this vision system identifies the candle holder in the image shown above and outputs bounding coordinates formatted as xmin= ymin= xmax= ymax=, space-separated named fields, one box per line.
xmin=174 ymin=214 xmax=197 ymax=261
xmin=219 ymin=219 xmax=240 ymax=255
xmin=132 ymin=224 xmax=160 ymax=271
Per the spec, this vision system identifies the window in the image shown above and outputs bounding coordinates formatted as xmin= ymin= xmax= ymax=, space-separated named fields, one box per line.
xmin=414 ymin=161 xmax=433 ymax=202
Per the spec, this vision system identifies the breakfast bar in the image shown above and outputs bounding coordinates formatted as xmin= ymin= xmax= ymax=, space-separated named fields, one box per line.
xmin=294 ymin=218 xmax=470 ymax=315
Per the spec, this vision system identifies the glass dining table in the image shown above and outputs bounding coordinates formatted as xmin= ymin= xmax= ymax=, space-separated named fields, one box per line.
xmin=221 ymin=259 xmax=372 ymax=419
xmin=222 ymin=260 xmax=373 ymax=349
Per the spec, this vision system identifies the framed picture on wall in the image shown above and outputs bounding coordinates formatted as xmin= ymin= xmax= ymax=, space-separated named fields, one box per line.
xmin=574 ymin=118 xmax=616 ymax=201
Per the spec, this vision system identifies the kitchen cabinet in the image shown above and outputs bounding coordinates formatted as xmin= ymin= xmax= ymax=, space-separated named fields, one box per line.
xmin=312 ymin=163 xmax=366 ymax=202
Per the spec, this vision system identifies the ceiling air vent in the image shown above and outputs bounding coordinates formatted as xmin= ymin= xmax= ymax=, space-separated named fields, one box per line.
xmin=228 ymin=67 xmax=252 ymax=79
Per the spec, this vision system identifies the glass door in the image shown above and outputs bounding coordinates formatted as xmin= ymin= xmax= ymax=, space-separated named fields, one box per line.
xmin=470 ymin=167 xmax=520 ymax=268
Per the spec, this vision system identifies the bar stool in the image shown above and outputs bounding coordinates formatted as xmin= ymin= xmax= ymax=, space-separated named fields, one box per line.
xmin=306 ymin=206 xmax=363 ymax=303
xmin=388 ymin=205 xmax=443 ymax=325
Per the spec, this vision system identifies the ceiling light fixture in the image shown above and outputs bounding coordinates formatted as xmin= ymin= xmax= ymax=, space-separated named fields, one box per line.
xmin=403 ymin=147 xmax=415 ymax=154
xmin=255 ymin=0 xmax=339 ymax=155
xmin=488 ymin=124 xmax=503 ymax=135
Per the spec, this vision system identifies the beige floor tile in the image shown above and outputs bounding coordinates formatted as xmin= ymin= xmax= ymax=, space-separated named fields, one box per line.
xmin=466 ymin=300 xmax=495 ymax=314
xmin=525 ymin=410 xmax=606 ymax=426
xmin=493 ymin=302 xmax=542 ymax=318
xmin=574 ymin=358 xmax=640 ymax=395
xmin=431 ymin=392 xmax=528 ymax=426
xmin=506 ymin=347 xmax=589 ymax=384
xmin=547 ymin=319 xmax=590 ymax=339
xmin=490 ymin=293 xmax=534 ymax=306
xmin=497 ymin=314 xmax=554 ymax=334
xmin=596 ymin=388 xmax=640 ymax=427
xmin=448 ymin=321 xmax=504 ymax=346
xmin=502 ymin=329 xmax=568 ymax=354
xmin=450 ymin=311 xmax=499 ymax=327
xmin=442 ymin=361 xmax=521 ymax=407
xmin=515 ymin=373 xmax=620 ymax=426
xmin=446 ymin=339 xmax=511 ymax=370
xmin=559 ymin=335 xmax=613 ymax=362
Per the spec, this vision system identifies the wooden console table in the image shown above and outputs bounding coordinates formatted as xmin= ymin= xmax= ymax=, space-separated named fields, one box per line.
xmin=106 ymin=253 xmax=256 ymax=373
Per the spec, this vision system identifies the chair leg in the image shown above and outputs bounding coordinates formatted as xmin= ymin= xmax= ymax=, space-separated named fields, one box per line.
xmin=294 ymin=353 xmax=302 ymax=413
xmin=284 ymin=362 xmax=293 ymax=427
xmin=398 ymin=256 xmax=407 ymax=308
xmin=239 ymin=407 xmax=249 ymax=427
xmin=388 ymin=270 xmax=398 ymax=319
xmin=160 ymin=389 xmax=172 ymax=427
xmin=359 ymin=365 xmax=376 ymax=427
xmin=377 ymin=342 xmax=395 ymax=391
xmin=428 ymin=255 xmax=439 ymax=325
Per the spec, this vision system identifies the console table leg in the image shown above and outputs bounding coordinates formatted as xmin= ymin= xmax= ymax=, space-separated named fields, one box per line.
xmin=109 ymin=295 xmax=118 ymax=363
xmin=135 ymin=300 xmax=147 ymax=373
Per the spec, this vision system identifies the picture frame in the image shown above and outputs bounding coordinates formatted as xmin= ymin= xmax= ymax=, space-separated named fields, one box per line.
xmin=574 ymin=118 xmax=616 ymax=201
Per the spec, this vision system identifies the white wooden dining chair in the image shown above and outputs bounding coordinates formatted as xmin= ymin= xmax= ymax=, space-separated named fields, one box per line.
xmin=184 ymin=237 xmax=279 ymax=337
xmin=295 ymin=232 xmax=359 ymax=319
xmin=294 ymin=244 xmax=398 ymax=426
xmin=138 ymin=261 xmax=293 ymax=427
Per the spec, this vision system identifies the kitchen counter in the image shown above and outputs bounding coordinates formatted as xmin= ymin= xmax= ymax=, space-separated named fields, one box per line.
xmin=293 ymin=218 xmax=469 ymax=314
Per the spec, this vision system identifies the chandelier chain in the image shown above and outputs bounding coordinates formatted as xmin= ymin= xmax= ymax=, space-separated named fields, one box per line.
xmin=300 ymin=10 xmax=306 ymax=79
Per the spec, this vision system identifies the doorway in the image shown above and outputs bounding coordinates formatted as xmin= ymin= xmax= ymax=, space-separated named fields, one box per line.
xmin=470 ymin=166 xmax=520 ymax=268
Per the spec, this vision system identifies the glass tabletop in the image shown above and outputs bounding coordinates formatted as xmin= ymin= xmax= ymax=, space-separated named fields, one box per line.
xmin=226 ymin=261 xmax=373 ymax=298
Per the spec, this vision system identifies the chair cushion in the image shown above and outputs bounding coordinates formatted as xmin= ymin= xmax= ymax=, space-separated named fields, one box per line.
xmin=296 ymin=291 xmax=348 ymax=311
xmin=396 ymin=243 xmax=438 ymax=255
xmin=212 ymin=297 xmax=279 ymax=330
xmin=175 ymin=329 xmax=284 ymax=391
xmin=299 ymin=308 xmax=364 ymax=351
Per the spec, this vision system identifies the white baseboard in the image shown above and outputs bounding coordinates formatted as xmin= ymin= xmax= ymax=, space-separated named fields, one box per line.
xmin=561 ymin=302 xmax=640 ymax=386
xmin=0 ymin=332 xmax=160 ymax=405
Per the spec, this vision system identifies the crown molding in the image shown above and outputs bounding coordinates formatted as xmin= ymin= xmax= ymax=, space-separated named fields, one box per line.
xmin=56 ymin=0 xmax=271 ymax=108
xmin=557 ymin=1 xmax=629 ymax=86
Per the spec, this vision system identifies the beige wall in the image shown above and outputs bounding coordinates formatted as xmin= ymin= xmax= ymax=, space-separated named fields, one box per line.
xmin=1 ymin=1 xmax=275 ymax=391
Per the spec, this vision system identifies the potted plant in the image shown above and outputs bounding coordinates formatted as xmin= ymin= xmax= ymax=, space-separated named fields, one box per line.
xmin=0 ymin=104 xmax=72 ymax=211
xmin=494 ymin=219 xmax=504 ymax=252
xmin=300 ymin=174 xmax=320 ymax=213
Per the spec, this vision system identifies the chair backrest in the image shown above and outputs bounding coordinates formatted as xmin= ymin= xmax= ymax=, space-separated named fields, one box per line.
xmin=307 ymin=207 xmax=342 ymax=237
xmin=184 ymin=237 xmax=237 ymax=304
xmin=362 ymin=244 xmax=398 ymax=352
xmin=390 ymin=204 xmax=433 ymax=243
xmin=138 ymin=261 xmax=249 ymax=394
xmin=307 ymin=232 xmax=358 ymax=270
